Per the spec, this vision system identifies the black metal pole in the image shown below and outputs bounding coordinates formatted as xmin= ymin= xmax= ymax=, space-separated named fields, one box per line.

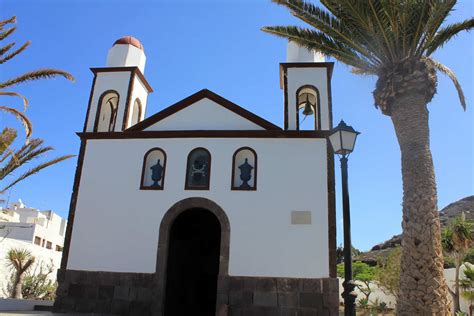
xmin=340 ymin=156 xmax=356 ymax=316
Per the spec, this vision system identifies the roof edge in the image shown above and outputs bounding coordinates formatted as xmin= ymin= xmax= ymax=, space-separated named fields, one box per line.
xmin=127 ymin=89 xmax=281 ymax=131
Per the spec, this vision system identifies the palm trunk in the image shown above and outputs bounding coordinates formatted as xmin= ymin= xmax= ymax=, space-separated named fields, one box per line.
xmin=12 ymin=271 xmax=24 ymax=299
xmin=455 ymin=256 xmax=461 ymax=312
xmin=390 ymin=93 xmax=452 ymax=315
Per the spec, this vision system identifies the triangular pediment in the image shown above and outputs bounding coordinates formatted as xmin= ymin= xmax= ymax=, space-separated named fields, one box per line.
xmin=127 ymin=89 xmax=280 ymax=131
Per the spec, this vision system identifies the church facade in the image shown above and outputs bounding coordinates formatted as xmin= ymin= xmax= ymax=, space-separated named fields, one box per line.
xmin=54 ymin=37 xmax=338 ymax=316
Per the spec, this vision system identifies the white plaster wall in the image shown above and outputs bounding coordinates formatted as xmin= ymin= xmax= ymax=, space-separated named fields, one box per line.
xmin=68 ymin=137 xmax=330 ymax=279
xmin=0 ymin=238 xmax=62 ymax=298
xmin=287 ymin=41 xmax=325 ymax=63
xmin=32 ymin=213 xmax=66 ymax=249
xmin=144 ymin=98 xmax=265 ymax=131
xmin=85 ymin=71 xmax=132 ymax=132
xmin=287 ymin=67 xmax=331 ymax=131
xmin=106 ymin=44 xmax=146 ymax=73
xmin=0 ymin=223 xmax=35 ymax=242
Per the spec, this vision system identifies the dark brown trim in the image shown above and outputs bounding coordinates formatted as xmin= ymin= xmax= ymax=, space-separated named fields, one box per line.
xmin=327 ymin=66 xmax=334 ymax=130
xmin=121 ymin=71 xmax=136 ymax=130
xmin=82 ymin=74 xmax=97 ymax=132
xmin=60 ymin=140 xmax=88 ymax=271
xmin=283 ymin=68 xmax=289 ymax=130
xmin=280 ymin=62 xmax=335 ymax=80
xmin=90 ymin=66 xmax=153 ymax=93
xmin=154 ymin=197 xmax=231 ymax=314
xmin=78 ymin=129 xmax=330 ymax=140
xmin=231 ymin=147 xmax=257 ymax=191
xmin=184 ymin=147 xmax=211 ymax=190
xmin=127 ymin=89 xmax=281 ymax=131
xmin=280 ymin=62 xmax=334 ymax=132
xmin=92 ymin=90 xmax=120 ymax=132
xmin=325 ymin=63 xmax=336 ymax=277
xmin=132 ymin=98 xmax=143 ymax=126
xmin=139 ymin=147 xmax=167 ymax=190
xmin=295 ymin=85 xmax=322 ymax=131
xmin=327 ymin=140 xmax=337 ymax=278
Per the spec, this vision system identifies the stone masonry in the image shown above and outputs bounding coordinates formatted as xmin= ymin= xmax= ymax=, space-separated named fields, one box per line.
xmin=54 ymin=269 xmax=339 ymax=316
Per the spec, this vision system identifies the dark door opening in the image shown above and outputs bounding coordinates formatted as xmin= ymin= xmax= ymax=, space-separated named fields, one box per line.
xmin=164 ymin=208 xmax=221 ymax=316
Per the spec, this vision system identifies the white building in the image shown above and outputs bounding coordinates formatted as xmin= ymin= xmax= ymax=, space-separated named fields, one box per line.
xmin=55 ymin=36 xmax=338 ymax=316
xmin=0 ymin=200 xmax=67 ymax=251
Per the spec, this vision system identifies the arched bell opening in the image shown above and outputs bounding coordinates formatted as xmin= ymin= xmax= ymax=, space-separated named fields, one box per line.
xmin=94 ymin=90 xmax=119 ymax=132
xmin=296 ymin=85 xmax=321 ymax=131
xmin=130 ymin=98 xmax=142 ymax=127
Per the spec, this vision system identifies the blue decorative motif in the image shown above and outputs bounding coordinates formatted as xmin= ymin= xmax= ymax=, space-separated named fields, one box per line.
xmin=150 ymin=159 xmax=164 ymax=186
xmin=238 ymin=158 xmax=254 ymax=189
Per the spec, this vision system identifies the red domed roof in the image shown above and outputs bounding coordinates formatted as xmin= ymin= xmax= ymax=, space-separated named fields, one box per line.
xmin=113 ymin=36 xmax=144 ymax=51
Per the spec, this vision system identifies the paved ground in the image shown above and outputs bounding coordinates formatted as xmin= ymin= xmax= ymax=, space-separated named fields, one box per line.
xmin=1 ymin=314 xmax=107 ymax=316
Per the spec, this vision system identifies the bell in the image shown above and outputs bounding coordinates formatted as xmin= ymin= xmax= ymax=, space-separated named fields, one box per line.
xmin=302 ymin=95 xmax=314 ymax=116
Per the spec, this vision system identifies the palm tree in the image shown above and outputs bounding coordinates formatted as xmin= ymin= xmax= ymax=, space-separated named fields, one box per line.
xmin=262 ymin=1 xmax=473 ymax=314
xmin=461 ymin=265 xmax=474 ymax=316
xmin=6 ymin=248 xmax=35 ymax=299
xmin=442 ymin=213 xmax=473 ymax=313
xmin=0 ymin=127 xmax=73 ymax=193
xmin=0 ymin=16 xmax=74 ymax=139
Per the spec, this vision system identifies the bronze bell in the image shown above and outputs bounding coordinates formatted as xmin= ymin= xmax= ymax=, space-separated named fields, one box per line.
xmin=302 ymin=94 xmax=314 ymax=116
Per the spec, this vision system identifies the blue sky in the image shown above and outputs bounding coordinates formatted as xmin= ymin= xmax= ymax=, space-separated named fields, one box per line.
xmin=2 ymin=0 xmax=473 ymax=251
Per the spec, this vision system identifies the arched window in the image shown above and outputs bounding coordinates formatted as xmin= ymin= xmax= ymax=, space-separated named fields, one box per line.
xmin=185 ymin=148 xmax=211 ymax=190
xmin=232 ymin=147 xmax=257 ymax=190
xmin=296 ymin=85 xmax=321 ymax=131
xmin=130 ymin=98 xmax=142 ymax=127
xmin=94 ymin=91 xmax=119 ymax=132
xmin=140 ymin=148 xmax=167 ymax=190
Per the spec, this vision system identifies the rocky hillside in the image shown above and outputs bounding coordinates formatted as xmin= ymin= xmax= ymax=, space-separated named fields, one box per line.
xmin=357 ymin=196 xmax=474 ymax=265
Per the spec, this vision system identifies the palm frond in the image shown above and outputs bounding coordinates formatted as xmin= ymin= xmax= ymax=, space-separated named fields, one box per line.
xmin=0 ymin=69 xmax=75 ymax=89
xmin=0 ymin=106 xmax=32 ymax=137
xmin=0 ymin=91 xmax=29 ymax=110
xmin=0 ymin=139 xmax=52 ymax=179
xmin=0 ymin=16 xmax=16 ymax=29
xmin=261 ymin=25 xmax=374 ymax=72
xmin=0 ymin=27 xmax=16 ymax=41
xmin=0 ymin=128 xmax=17 ymax=155
xmin=0 ymin=41 xmax=30 ymax=65
xmin=1 ymin=154 xmax=74 ymax=193
xmin=0 ymin=42 xmax=15 ymax=56
xmin=425 ymin=58 xmax=466 ymax=110
xmin=270 ymin=0 xmax=382 ymax=66
xmin=416 ymin=1 xmax=456 ymax=56
xmin=351 ymin=67 xmax=376 ymax=75
xmin=425 ymin=18 xmax=474 ymax=55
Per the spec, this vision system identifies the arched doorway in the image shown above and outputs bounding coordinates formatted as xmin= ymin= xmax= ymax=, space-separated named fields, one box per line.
xmin=164 ymin=209 xmax=220 ymax=315
xmin=155 ymin=198 xmax=230 ymax=315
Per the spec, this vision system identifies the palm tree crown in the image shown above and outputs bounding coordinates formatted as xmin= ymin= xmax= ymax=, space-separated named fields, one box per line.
xmin=0 ymin=16 xmax=74 ymax=139
xmin=262 ymin=0 xmax=473 ymax=114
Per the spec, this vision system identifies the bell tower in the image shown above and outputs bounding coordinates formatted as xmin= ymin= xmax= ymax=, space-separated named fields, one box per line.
xmin=280 ymin=41 xmax=333 ymax=131
xmin=83 ymin=36 xmax=153 ymax=133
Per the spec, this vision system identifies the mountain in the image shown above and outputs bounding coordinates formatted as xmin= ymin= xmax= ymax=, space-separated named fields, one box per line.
xmin=357 ymin=196 xmax=474 ymax=265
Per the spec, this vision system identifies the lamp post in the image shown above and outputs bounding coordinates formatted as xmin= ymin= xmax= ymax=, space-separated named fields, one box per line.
xmin=328 ymin=120 xmax=360 ymax=316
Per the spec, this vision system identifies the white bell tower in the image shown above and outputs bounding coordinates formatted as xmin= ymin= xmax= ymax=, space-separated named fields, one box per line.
xmin=84 ymin=36 xmax=153 ymax=133
xmin=280 ymin=41 xmax=333 ymax=131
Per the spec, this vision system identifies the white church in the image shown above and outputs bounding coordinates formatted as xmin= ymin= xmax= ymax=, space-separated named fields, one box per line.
xmin=54 ymin=36 xmax=338 ymax=316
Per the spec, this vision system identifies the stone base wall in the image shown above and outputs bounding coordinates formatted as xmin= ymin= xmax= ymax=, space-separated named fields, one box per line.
xmin=218 ymin=276 xmax=339 ymax=316
xmin=53 ymin=269 xmax=154 ymax=316
xmin=54 ymin=269 xmax=339 ymax=316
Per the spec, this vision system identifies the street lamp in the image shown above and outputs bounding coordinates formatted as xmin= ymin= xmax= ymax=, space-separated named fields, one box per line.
xmin=328 ymin=120 xmax=360 ymax=316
